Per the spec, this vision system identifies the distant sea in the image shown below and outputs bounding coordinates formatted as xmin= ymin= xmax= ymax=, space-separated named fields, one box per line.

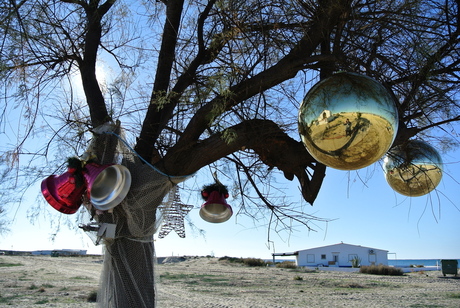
xmin=388 ymin=259 xmax=460 ymax=268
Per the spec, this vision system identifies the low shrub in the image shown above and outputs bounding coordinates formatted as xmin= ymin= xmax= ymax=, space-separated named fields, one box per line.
xmin=359 ymin=264 xmax=403 ymax=276
xmin=218 ymin=256 xmax=243 ymax=264
xmin=342 ymin=282 xmax=365 ymax=289
xmin=242 ymin=258 xmax=266 ymax=267
xmin=87 ymin=290 xmax=98 ymax=302
xmin=276 ymin=261 xmax=297 ymax=269
xmin=218 ymin=256 xmax=266 ymax=267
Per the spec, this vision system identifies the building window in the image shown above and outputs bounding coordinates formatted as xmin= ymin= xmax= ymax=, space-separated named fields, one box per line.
xmin=369 ymin=253 xmax=377 ymax=264
xmin=321 ymin=254 xmax=326 ymax=260
xmin=307 ymin=254 xmax=315 ymax=263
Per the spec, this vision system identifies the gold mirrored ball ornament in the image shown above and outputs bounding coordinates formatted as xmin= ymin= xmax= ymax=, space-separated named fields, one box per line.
xmin=383 ymin=140 xmax=443 ymax=197
xmin=298 ymin=72 xmax=399 ymax=170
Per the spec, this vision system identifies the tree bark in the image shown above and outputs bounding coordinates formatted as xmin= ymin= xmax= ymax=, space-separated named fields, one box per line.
xmin=80 ymin=0 xmax=114 ymax=127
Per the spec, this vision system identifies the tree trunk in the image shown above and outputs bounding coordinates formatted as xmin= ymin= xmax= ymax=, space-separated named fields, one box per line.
xmin=93 ymin=149 xmax=188 ymax=307
xmin=100 ymin=239 xmax=156 ymax=307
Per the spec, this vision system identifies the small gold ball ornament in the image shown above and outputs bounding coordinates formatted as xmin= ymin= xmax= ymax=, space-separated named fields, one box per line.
xmin=383 ymin=140 xmax=443 ymax=197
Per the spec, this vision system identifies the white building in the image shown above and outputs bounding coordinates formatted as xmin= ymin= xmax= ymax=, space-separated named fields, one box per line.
xmin=275 ymin=243 xmax=388 ymax=267
xmin=316 ymin=110 xmax=332 ymax=125
xmin=31 ymin=249 xmax=87 ymax=256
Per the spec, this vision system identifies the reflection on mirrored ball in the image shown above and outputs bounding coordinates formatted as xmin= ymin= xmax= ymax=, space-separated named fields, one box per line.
xmin=298 ymin=72 xmax=398 ymax=170
xmin=383 ymin=140 xmax=443 ymax=197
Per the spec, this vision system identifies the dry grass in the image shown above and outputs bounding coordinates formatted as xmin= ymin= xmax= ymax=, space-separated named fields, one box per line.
xmin=359 ymin=264 xmax=404 ymax=276
xmin=0 ymin=255 xmax=459 ymax=307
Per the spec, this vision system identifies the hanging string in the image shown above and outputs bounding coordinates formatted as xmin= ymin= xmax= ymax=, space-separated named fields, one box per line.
xmin=100 ymin=130 xmax=195 ymax=180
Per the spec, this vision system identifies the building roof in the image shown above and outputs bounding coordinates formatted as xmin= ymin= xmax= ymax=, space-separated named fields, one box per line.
xmin=272 ymin=252 xmax=298 ymax=257
xmin=295 ymin=243 xmax=389 ymax=253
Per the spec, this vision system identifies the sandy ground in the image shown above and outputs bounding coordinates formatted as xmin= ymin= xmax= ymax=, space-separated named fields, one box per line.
xmin=0 ymin=255 xmax=101 ymax=307
xmin=1 ymin=255 xmax=459 ymax=307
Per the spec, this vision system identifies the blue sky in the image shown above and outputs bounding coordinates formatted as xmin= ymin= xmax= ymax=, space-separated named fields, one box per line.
xmin=1 ymin=60 xmax=458 ymax=261
xmin=1 ymin=146 xmax=459 ymax=260
xmin=1 ymin=0 xmax=459 ymax=266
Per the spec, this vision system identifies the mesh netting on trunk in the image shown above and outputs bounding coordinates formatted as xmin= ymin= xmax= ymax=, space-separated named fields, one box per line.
xmin=88 ymin=128 xmax=188 ymax=307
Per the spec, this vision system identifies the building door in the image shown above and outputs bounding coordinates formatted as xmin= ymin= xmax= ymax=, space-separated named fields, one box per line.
xmin=332 ymin=253 xmax=339 ymax=266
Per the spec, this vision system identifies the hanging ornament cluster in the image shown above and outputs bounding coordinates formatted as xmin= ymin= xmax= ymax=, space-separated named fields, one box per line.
xmin=383 ymin=140 xmax=443 ymax=197
xmin=199 ymin=182 xmax=232 ymax=223
xmin=298 ymin=72 xmax=399 ymax=170
xmin=41 ymin=157 xmax=132 ymax=214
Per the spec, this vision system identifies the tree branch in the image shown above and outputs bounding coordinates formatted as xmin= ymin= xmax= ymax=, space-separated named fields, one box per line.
xmin=135 ymin=0 xmax=232 ymax=162
xmin=174 ymin=0 xmax=351 ymax=149
xmin=135 ymin=0 xmax=185 ymax=160
xmin=162 ymin=119 xmax=326 ymax=204
xmin=79 ymin=0 xmax=116 ymax=127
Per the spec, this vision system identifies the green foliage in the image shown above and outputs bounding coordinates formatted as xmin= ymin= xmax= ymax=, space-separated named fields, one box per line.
xmin=221 ymin=128 xmax=238 ymax=144
xmin=28 ymin=283 xmax=38 ymax=290
xmin=351 ymin=256 xmax=361 ymax=268
xmin=359 ymin=265 xmax=404 ymax=276
xmin=218 ymin=256 xmax=242 ymax=263
xmin=342 ymin=282 xmax=365 ymax=289
xmin=217 ymin=256 xmax=267 ymax=267
xmin=160 ymin=272 xmax=180 ymax=279
xmin=293 ymin=275 xmax=303 ymax=280
xmin=87 ymin=290 xmax=98 ymax=302
xmin=0 ymin=294 xmax=20 ymax=304
xmin=0 ymin=261 xmax=23 ymax=267
xmin=66 ymin=157 xmax=85 ymax=188
xmin=201 ymin=183 xmax=228 ymax=198
xmin=70 ymin=276 xmax=92 ymax=280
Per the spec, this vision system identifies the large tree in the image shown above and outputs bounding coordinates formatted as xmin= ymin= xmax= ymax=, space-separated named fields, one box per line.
xmin=1 ymin=0 xmax=459 ymax=306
